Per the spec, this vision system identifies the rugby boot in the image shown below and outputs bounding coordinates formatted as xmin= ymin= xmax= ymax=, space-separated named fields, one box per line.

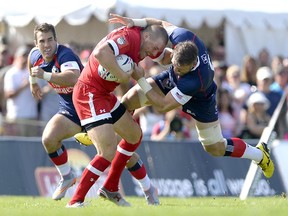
xmin=256 ymin=142 xmax=274 ymax=178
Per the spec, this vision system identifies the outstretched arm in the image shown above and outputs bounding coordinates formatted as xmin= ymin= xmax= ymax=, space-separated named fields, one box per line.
xmin=109 ymin=13 xmax=173 ymax=28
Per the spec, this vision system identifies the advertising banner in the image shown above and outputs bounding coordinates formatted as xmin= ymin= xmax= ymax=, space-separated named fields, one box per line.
xmin=0 ymin=137 xmax=285 ymax=198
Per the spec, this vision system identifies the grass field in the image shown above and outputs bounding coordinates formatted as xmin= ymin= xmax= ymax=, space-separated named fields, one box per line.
xmin=0 ymin=196 xmax=287 ymax=216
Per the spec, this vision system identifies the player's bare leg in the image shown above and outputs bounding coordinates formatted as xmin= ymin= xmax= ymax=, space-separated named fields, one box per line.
xmin=42 ymin=114 xmax=81 ymax=200
xmin=196 ymin=120 xmax=274 ymax=178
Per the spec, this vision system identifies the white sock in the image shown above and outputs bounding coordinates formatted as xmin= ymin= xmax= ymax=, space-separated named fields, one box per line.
xmin=241 ymin=144 xmax=263 ymax=163
xmin=136 ymin=174 xmax=151 ymax=191
xmin=55 ymin=162 xmax=71 ymax=177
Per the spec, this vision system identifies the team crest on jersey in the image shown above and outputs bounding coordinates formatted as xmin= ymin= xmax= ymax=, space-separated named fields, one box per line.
xmin=160 ymin=78 xmax=175 ymax=89
xmin=52 ymin=65 xmax=60 ymax=73
xmin=117 ymin=37 xmax=126 ymax=45
xmin=201 ymin=54 xmax=208 ymax=64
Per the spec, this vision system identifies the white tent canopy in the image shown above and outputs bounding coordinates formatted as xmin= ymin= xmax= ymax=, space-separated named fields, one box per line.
xmin=115 ymin=0 xmax=288 ymax=29
xmin=0 ymin=1 xmax=116 ymax=53
xmin=1 ymin=0 xmax=287 ymax=66
xmin=114 ymin=0 xmax=288 ymax=66
xmin=0 ymin=0 xmax=115 ymax=26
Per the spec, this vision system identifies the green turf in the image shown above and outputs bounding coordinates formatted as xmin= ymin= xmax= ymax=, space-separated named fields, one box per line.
xmin=0 ymin=196 xmax=287 ymax=216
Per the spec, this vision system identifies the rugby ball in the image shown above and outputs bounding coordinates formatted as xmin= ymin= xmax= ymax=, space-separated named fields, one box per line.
xmin=98 ymin=54 xmax=134 ymax=81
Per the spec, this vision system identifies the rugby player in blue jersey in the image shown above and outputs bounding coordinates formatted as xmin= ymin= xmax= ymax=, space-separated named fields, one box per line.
xmin=109 ymin=14 xmax=274 ymax=179
xmin=28 ymin=23 xmax=84 ymax=201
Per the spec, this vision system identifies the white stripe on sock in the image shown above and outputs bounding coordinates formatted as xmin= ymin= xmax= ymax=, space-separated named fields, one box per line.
xmin=87 ymin=163 xmax=103 ymax=176
xmin=117 ymin=145 xmax=133 ymax=156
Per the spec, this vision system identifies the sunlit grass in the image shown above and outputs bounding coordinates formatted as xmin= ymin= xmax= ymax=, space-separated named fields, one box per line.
xmin=0 ymin=196 xmax=287 ymax=216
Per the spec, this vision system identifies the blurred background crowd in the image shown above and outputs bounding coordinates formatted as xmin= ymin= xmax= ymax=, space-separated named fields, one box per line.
xmin=0 ymin=1 xmax=287 ymax=140
xmin=0 ymin=34 xmax=287 ymax=140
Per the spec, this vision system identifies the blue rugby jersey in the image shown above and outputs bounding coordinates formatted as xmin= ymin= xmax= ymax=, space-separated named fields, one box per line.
xmin=154 ymin=27 xmax=218 ymax=122
xmin=29 ymin=44 xmax=83 ymax=108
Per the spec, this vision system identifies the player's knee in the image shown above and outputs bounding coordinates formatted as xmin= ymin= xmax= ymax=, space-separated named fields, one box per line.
xmin=42 ymin=134 xmax=60 ymax=151
xmin=197 ymin=123 xmax=225 ymax=156
xmin=121 ymin=87 xmax=141 ymax=111
xmin=132 ymin=127 xmax=143 ymax=144
xmin=101 ymin=146 xmax=117 ymax=161
xmin=97 ymin=141 xmax=117 ymax=161
xmin=123 ymin=123 xmax=142 ymax=144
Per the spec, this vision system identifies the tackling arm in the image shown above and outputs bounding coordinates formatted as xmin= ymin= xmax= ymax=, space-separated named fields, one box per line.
xmin=133 ymin=64 xmax=180 ymax=113
xmin=146 ymin=89 xmax=180 ymax=113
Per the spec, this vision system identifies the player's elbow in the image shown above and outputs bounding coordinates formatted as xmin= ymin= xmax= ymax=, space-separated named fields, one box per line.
xmin=93 ymin=49 xmax=102 ymax=60
xmin=93 ymin=45 xmax=114 ymax=62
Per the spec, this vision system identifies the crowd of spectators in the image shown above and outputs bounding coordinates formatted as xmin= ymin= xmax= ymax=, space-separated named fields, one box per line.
xmin=0 ymin=38 xmax=287 ymax=140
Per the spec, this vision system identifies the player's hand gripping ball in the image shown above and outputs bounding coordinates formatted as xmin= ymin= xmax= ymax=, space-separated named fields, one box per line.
xmin=98 ymin=54 xmax=134 ymax=81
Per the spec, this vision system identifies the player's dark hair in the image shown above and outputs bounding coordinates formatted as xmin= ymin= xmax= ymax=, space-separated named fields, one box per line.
xmin=173 ymin=41 xmax=198 ymax=66
xmin=34 ymin=23 xmax=57 ymax=41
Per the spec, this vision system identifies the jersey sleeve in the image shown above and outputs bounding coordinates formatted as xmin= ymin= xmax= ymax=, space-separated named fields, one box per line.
xmin=168 ymin=27 xmax=196 ymax=47
xmin=29 ymin=48 xmax=41 ymax=66
xmin=106 ymin=29 xmax=132 ymax=56
xmin=57 ymin=48 xmax=82 ymax=71
xmin=170 ymin=87 xmax=192 ymax=105
xmin=165 ymin=25 xmax=178 ymax=37
xmin=60 ymin=61 xmax=81 ymax=71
